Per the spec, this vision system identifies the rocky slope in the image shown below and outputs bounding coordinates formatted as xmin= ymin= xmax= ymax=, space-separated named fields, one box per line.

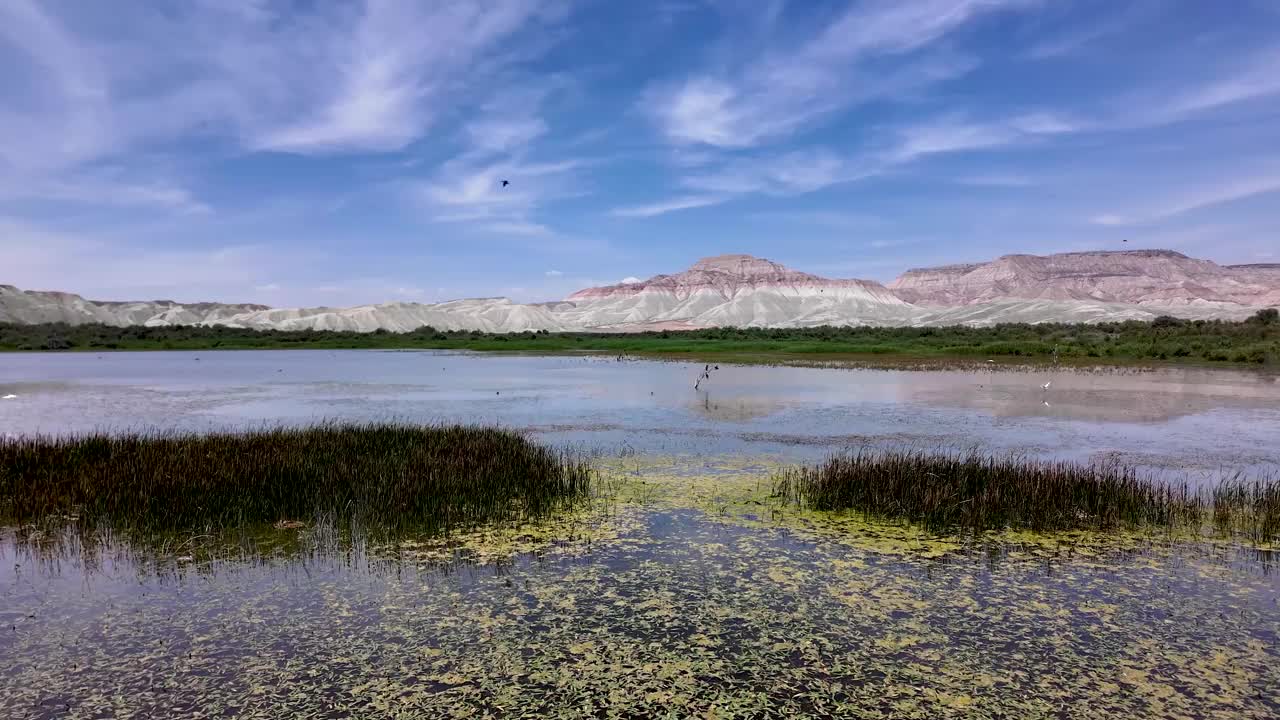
xmin=560 ymin=255 xmax=917 ymax=329
xmin=889 ymin=250 xmax=1278 ymax=308
xmin=0 ymin=285 xmax=269 ymax=327
xmin=2 ymin=250 xmax=1275 ymax=332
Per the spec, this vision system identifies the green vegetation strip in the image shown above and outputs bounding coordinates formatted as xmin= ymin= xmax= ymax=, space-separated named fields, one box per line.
xmin=775 ymin=450 xmax=1280 ymax=542
xmin=3 ymin=307 xmax=1278 ymax=365
xmin=0 ymin=423 xmax=591 ymax=533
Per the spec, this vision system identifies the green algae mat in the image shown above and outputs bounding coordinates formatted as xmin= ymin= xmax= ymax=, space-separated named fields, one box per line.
xmin=3 ymin=457 xmax=1277 ymax=719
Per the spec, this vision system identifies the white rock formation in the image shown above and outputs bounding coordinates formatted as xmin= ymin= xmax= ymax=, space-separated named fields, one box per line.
xmin=2 ymin=250 xmax=1276 ymax=332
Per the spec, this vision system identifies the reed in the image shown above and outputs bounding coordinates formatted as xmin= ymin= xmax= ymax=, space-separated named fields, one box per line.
xmin=1211 ymin=477 xmax=1280 ymax=544
xmin=0 ymin=423 xmax=592 ymax=533
xmin=774 ymin=450 xmax=1277 ymax=540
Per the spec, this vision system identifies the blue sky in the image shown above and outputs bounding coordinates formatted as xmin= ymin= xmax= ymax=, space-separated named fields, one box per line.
xmin=3 ymin=0 xmax=1279 ymax=306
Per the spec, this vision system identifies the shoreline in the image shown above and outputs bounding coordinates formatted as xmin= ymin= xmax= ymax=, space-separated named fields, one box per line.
xmin=3 ymin=344 xmax=1278 ymax=373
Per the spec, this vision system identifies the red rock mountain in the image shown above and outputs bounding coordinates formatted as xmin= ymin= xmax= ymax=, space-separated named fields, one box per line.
xmin=888 ymin=250 xmax=1280 ymax=308
xmin=2 ymin=250 xmax=1276 ymax=331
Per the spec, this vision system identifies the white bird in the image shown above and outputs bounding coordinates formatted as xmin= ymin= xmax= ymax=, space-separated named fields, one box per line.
xmin=1041 ymin=381 xmax=1051 ymax=391
xmin=1 ymin=394 xmax=16 ymax=400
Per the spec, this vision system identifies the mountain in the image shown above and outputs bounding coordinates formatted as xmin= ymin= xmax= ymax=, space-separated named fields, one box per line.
xmin=560 ymin=254 xmax=916 ymax=329
xmin=2 ymin=250 xmax=1276 ymax=332
xmin=0 ymin=285 xmax=269 ymax=327
xmin=889 ymin=250 xmax=1279 ymax=309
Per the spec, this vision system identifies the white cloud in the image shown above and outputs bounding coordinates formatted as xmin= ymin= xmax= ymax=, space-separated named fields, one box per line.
xmin=544 ymin=269 xmax=563 ymax=276
xmin=1099 ymin=46 xmax=1280 ymax=130
xmin=1092 ymin=172 xmax=1280 ymax=226
xmin=245 ymin=1 xmax=557 ymax=154
xmin=466 ymin=117 xmax=548 ymax=155
xmin=619 ymin=276 xmax=642 ymax=284
xmin=482 ymin=220 xmax=555 ymax=237
xmin=648 ymin=0 xmax=1030 ymax=148
xmin=0 ymin=174 xmax=210 ymax=214
xmin=681 ymin=148 xmax=864 ymax=198
xmin=611 ymin=195 xmax=725 ymax=218
xmin=0 ymin=216 xmax=278 ymax=301
xmin=1091 ymin=214 xmax=1130 ymax=227
xmin=1153 ymin=49 xmax=1280 ymax=123
xmin=1024 ymin=6 xmax=1142 ymax=59
xmin=0 ymin=0 xmax=563 ymax=169
xmin=415 ymin=156 xmax=584 ymax=229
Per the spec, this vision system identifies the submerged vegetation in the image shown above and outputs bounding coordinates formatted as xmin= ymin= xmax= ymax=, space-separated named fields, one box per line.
xmin=775 ymin=450 xmax=1280 ymax=542
xmin=0 ymin=423 xmax=591 ymax=533
xmin=6 ymin=452 xmax=1280 ymax=719
xmin=3 ymin=308 xmax=1279 ymax=365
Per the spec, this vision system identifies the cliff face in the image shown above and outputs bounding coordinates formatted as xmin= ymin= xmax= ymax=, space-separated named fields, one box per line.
xmin=888 ymin=250 xmax=1278 ymax=307
xmin=560 ymin=254 xmax=915 ymax=329
xmin=568 ymin=254 xmax=904 ymax=303
xmin=2 ymin=249 xmax=1276 ymax=332
xmin=0 ymin=285 xmax=269 ymax=327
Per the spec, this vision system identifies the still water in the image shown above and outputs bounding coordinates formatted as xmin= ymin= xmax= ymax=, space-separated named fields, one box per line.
xmin=2 ymin=349 xmax=1279 ymax=476
xmin=3 ymin=350 xmax=1279 ymax=718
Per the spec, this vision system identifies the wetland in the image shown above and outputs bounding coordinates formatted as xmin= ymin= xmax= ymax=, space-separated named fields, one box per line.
xmin=2 ymin=350 xmax=1279 ymax=718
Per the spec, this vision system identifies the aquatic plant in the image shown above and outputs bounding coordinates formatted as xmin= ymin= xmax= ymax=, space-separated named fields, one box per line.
xmin=774 ymin=450 xmax=1278 ymax=540
xmin=0 ymin=423 xmax=592 ymax=533
xmin=1212 ymin=476 xmax=1280 ymax=544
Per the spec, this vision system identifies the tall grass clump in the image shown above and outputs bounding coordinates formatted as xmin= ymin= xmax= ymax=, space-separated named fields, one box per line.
xmin=0 ymin=423 xmax=592 ymax=533
xmin=1212 ymin=477 xmax=1280 ymax=544
xmin=773 ymin=450 xmax=1254 ymax=536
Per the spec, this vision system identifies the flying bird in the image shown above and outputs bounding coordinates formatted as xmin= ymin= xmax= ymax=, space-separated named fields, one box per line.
xmin=501 ymin=179 xmax=509 ymax=188
xmin=1122 ymin=238 xmax=1128 ymax=243
xmin=1041 ymin=381 xmax=1052 ymax=391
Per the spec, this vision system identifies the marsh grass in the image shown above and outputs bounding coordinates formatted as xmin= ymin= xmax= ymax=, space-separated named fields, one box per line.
xmin=1211 ymin=477 xmax=1280 ymax=544
xmin=0 ymin=423 xmax=592 ymax=534
xmin=774 ymin=450 xmax=1279 ymax=541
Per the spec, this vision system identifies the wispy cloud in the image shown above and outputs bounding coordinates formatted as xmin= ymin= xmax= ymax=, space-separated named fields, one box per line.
xmin=417 ymin=157 xmax=584 ymax=223
xmin=611 ymin=195 xmax=725 ymax=218
xmin=0 ymin=1 xmax=564 ymax=168
xmin=1024 ymin=4 xmax=1144 ymax=59
xmin=0 ymin=216 xmax=279 ymax=301
xmin=544 ymin=269 xmax=563 ymax=277
xmin=0 ymin=175 xmax=210 ymax=214
xmin=1092 ymin=171 xmax=1280 ymax=226
xmin=1104 ymin=46 xmax=1280 ymax=129
xmin=647 ymin=0 xmax=1030 ymax=148
xmin=749 ymin=210 xmax=887 ymax=230
xmin=244 ymin=1 xmax=560 ymax=154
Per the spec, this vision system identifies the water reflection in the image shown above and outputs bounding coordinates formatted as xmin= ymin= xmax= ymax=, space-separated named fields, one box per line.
xmin=2 ymin=350 xmax=1279 ymax=474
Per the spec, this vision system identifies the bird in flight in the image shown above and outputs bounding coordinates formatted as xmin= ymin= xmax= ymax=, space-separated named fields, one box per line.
xmin=1041 ymin=381 xmax=1052 ymax=391
xmin=501 ymin=179 xmax=509 ymax=188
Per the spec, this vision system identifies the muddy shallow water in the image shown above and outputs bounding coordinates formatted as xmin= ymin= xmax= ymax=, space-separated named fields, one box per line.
xmin=3 ymin=351 xmax=1280 ymax=718
xmin=2 ymin=350 xmax=1279 ymax=478
xmin=3 ymin=466 xmax=1279 ymax=719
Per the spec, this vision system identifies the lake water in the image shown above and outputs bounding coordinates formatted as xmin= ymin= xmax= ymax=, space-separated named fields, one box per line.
xmin=3 ymin=350 xmax=1280 ymax=718
xmin=2 ymin=349 xmax=1279 ymax=478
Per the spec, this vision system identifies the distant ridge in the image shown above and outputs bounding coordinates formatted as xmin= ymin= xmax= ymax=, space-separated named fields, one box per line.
xmin=3 ymin=249 xmax=1276 ymax=332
